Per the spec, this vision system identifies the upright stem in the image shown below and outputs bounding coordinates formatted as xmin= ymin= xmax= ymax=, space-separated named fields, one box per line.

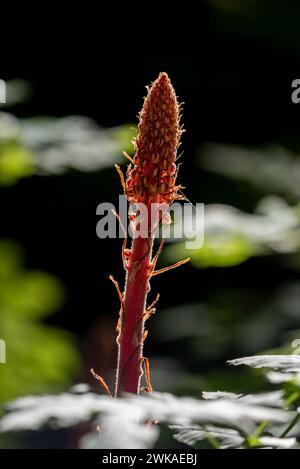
xmin=115 ymin=233 xmax=154 ymax=396
xmin=113 ymin=72 xmax=182 ymax=397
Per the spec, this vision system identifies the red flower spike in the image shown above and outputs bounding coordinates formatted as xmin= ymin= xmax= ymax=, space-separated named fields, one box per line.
xmin=126 ymin=72 xmax=182 ymax=205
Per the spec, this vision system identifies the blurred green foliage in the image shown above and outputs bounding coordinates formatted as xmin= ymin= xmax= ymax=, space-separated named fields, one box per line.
xmin=167 ymin=234 xmax=254 ymax=268
xmin=0 ymin=240 xmax=80 ymax=403
xmin=0 ymin=143 xmax=35 ymax=186
xmin=0 ymin=108 xmax=135 ymax=184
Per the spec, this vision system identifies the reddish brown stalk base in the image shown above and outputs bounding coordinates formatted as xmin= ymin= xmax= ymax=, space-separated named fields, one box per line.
xmin=115 ymin=235 xmax=154 ymax=395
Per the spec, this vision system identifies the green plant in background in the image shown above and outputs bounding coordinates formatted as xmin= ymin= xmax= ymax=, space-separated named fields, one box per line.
xmin=0 ymin=240 xmax=80 ymax=404
xmin=1 ymin=354 xmax=299 ymax=449
xmin=165 ymin=185 xmax=300 ymax=269
xmin=0 ymin=106 xmax=135 ymax=185
xmin=0 ymin=142 xmax=35 ymax=186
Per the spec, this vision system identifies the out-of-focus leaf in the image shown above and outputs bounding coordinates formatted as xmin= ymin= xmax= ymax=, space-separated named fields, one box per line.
xmin=111 ymin=123 xmax=136 ymax=156
xmin=171 ymin=424 xmax=297 ymax=449
xmin=0 ymin=143 xmax=35 ymax=185
xmin=1 ymin=80 xmax=33 ymax=108
xmin=267 ymin=371 xmax=300 ymax=385
xmin=20 ymin=116 xmax=135 ymax=175
xmin=165 ymin=197 xmax=300 ymax=268
xmin=258 ymin=436 xmax=297 ymax=448
xmin=202 ymin=390 xmax=284 ymax=407
xmin=81 ymin=413 xmax=158 ymax=450
xmin=0 ymin=113 xmax=19 ymax=140
xmin=1 ymin=271 xmax=65 ymax=319
xmin=168 ymin=234 xmax=254 ymax=268
xmin=0 ymin=111 xmax=135 ymax=183
xmin=0 ymin=240 xmax=24 ymax=278
xmin=0 ymin=240 xmax=80 ymax=403
xmin=0 ymin=390 xmax=292 ymax=449
xmin=200 ymin=143 xmax=300 ymax=201
xmin=171 ymin=424 xmax=243 ymax=449
xmin=228 ymin=355 xmax=300 ymax=372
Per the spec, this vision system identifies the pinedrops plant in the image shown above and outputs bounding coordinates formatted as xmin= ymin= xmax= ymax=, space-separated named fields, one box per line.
xmin=93 ymin=72 xmax=189 ymax=397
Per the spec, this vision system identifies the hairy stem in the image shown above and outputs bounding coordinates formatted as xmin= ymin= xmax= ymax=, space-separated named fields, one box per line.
xmin=115 ymin=233 xmax=154 ymax=396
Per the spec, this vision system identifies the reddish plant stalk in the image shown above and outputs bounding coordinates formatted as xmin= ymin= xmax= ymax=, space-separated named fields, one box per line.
xmin=115 ymin=235 xmax=154 ymax=395
xmin=114 ymin=72 xmax=185 ymax=396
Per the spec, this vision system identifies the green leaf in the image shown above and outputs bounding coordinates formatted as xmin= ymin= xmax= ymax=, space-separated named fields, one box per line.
xmin=0 ymin=240 xmax=80 ymax=404
xmin=0 ymin=143 xmax=35 ymax=186
xmin=166 ymin=234 xmax=254 ymax=269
